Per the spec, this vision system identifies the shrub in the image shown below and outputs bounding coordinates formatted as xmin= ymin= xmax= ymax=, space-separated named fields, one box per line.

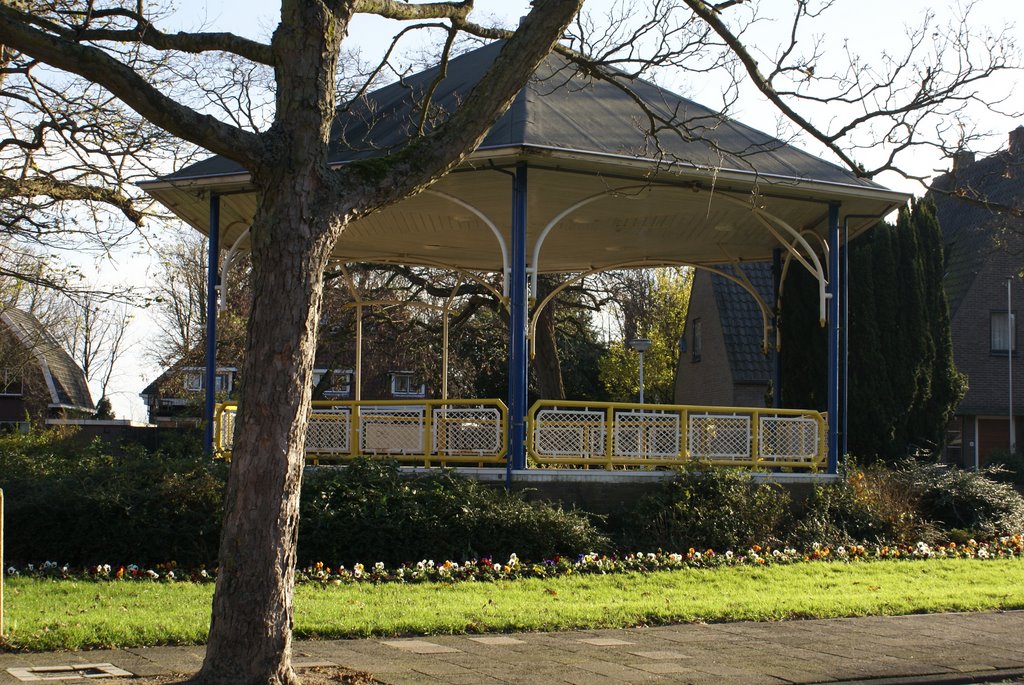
xmin=985 ymin=450 xmax=1024 ymax=492
xmin=298 ymin=459 xmax=610 ymax=566
xmin=894 ymin=460 xmax=1024 ymax=540
xmin=612 ymin=463 xmax=791 ymax=552
xmin=0 ymin=429 xmax=226 ymax=566
xmin=790 ymin=464 xmax=935 ymax=547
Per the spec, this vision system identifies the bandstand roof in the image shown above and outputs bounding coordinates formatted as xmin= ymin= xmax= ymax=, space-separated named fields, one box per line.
xmin=141 ymin=41 xmax=909 ymax=274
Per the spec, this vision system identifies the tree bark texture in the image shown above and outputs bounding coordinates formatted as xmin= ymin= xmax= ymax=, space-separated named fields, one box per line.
xmin=0 ymin=2 xmax=584 ymax=683
xmin=196 ymin=173 xmax=341 ymax=685
xmin=534 ymin=276 xmax=565 ymax=400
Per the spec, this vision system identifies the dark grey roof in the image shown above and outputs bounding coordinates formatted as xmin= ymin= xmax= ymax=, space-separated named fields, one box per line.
xmin=929 ymin=133 xmax=1024 ymax=315
xmin=166 ymin=41 xmax=887 ymax=190
xmin=710 ymin=262 xmax=774 ymax=384
xmin=2 ymin=308 xmax=94 ymax=410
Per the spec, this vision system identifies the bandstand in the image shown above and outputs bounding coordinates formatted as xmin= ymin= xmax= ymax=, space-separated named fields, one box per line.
xmin=140 ymin=41 xmax=909 ymax=481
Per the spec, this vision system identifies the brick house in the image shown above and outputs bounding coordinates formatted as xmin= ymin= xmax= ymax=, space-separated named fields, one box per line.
xmin=142 ymin=355 xmax=427 ymax=425
xmin=0 ymin=307 xmax=95 ymax=428
xmin=676 ymin=127 xmax=1024 ymax=466
xmin=674 ymin=263 xmax=774 ymax=408
xmin=929 ymin=127 xmax=1024 ymax=467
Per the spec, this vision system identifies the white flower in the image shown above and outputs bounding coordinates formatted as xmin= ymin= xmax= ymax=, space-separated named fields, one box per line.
xmin=508 ymin=553 xmax=519 ymax=565
xmin=166 ymin=571 xmax=175 ymax=580
xmin=493 ymin=564 xmax=502 ymax=573
xmin=978 ymin=548 xmax=990 ymax=559
xmin=146 ymin=570 xmax=159 ymax=579
xmin=6 ymin=566 xmax=16 ymax=576
xmin=374 ymin=562 xmax=385 ymax=571
xmin=725 ymin=550 xmax=734 ymax=559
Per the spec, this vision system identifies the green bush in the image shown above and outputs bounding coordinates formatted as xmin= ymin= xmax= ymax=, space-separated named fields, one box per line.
xmin=791 ymin=460 xmax=1024 ymax=547
xmin=611 ymin=463 xmax=791 ymax=552
xmin=894 ymin=461 xmax=1024 ymax=540
xmin=299 ymin=459 xmax=609 ymax=565
xmin=790 ymin=465 xmax=935 ymax=547
xmin=985 ymin=450 xmax=1024 ymax=492
xmin=0 ymin=429 xmax=226 ymax=566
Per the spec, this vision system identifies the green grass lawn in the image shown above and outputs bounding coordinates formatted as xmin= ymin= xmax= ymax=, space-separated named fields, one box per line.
xmin=3 ymin=559 xmax=1023 ymax=652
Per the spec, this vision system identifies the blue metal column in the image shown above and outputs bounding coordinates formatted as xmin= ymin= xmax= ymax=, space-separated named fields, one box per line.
xmin=507 ymin=163 xmax=529 ymax=474
xmin=203 ymin=194 xmax=220 ymax=453
xmin=772 ymin=248 xmax=783 ymax=409
xmin=842 ymin=216 xmax=850 ymax=458
xmin=827 ymin=202 xmax=841 ymax=473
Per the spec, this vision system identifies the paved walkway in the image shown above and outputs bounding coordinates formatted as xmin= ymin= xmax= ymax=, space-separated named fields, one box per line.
xmin=3 ymin=611 xmax=1024 ymax=684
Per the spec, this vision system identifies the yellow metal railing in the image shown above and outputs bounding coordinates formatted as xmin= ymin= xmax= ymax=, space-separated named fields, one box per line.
xmin=215 ymin=399 xmax=508 ymax=466
xmin=527 ymin=400 xmax=826 ymax=470
xmin=215 ymin=399 xmax=826 ymax=471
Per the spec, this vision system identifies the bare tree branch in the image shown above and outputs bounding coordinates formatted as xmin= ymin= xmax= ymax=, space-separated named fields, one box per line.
xmin=0 ymin=4 xmax=265 ymax=165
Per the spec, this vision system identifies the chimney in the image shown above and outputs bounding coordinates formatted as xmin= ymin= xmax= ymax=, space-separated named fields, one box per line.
xmin=952 ymin=149 xmax=975 ymax=171
xmin=1011 ymin=126 xmax=1024 ymax=157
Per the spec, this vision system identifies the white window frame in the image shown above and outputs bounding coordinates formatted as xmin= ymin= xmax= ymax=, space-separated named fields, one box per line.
xmin=182 ymin=367 xmax=236 ymax=393
xmin=0 ymin=368 xmax=23 ymax=397
xmin=390 ymin=371 xmax=425 ymax=398
xmin=692 ymin=319 xmax=703 ymax=362
xmin=312 ymin=368 xmax=352 ymax=398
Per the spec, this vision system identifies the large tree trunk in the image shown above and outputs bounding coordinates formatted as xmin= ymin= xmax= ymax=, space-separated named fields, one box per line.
xmin=533 ymin=276 xmax=565 ymax=400
xmin=193 ymin=176 xmax=339 ymax=684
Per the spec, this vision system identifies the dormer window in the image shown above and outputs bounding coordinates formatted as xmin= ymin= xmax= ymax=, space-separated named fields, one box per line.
xmin=390 ymin=371 xmax=425 ymax=398
xmin=183 ymin=367 xmax=235 ymax=393
xmin=0 ymin=368 xmax=23 ymax=396
xmin=312 ymin=368 xmax=352 ymax=398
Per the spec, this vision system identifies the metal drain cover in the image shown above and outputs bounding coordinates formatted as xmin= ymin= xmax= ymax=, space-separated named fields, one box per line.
xmin=6 ymin=664 xmax=133 ymax=681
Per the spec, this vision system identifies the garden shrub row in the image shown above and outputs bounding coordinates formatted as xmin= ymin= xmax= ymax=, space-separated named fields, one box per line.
xmin=2 ymin=429 xmax=1024 ymax=567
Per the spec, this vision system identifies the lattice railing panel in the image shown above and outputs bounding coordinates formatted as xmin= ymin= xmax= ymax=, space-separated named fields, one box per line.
xmin=688 ymin=414 xmax=751 ymax=460
xmin=218 ymin=407 xmax=236 ymax=451
xmin=613 ymin=411 xmax=680 ymax=458
xmin=360 ymin=407 xmax=425 ymax=454
xmin=533 ymin=408 xmax=606 ymax=459
xmin=759 ymin=415 xmax=819 ymax=462
xmin=432 ymin=407 xmax=502 ymax=455
xmin=306 ymin=407 xmax=351 ymax=453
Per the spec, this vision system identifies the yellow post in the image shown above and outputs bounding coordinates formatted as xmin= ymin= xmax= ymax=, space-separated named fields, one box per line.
xmin=354 ymin=305 xmax=363 ymax=401
xmin=1 ymin=488 xmax=4 ymax=637
xmin=751 ymin=411 xmax=761 ymax=467
xmin=605 ymin=405 xmax=614 ymax=470
xmin=423 ymin=403 xmax=433 ymax=468
xmin=349 ymin=402 xmax=360 ymax=459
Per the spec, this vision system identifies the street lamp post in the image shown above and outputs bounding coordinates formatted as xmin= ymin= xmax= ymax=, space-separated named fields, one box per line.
xmin=628 ymin=338 xmax=652 ymax=403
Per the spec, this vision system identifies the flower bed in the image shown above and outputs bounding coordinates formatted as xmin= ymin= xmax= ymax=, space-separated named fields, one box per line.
xmin=7 ymin=535 xmax=1024 ymax=585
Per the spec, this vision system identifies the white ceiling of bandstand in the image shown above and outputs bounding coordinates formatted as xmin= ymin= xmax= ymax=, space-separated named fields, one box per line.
xmin=141 ymin=41 xmax=909 ymax=328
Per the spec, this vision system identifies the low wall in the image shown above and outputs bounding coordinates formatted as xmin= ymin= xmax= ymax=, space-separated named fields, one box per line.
xmin=384 ymin=467 xmax=837 ymax=515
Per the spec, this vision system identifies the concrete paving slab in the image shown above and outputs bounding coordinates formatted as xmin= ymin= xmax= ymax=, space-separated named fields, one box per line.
xmin=3 ymin=611 xmax=1024 ymax=684
xmin=465 ymin=637 xmax=526 ymax=646
xmin=379 ymin=640 xmax=462 ymax=655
